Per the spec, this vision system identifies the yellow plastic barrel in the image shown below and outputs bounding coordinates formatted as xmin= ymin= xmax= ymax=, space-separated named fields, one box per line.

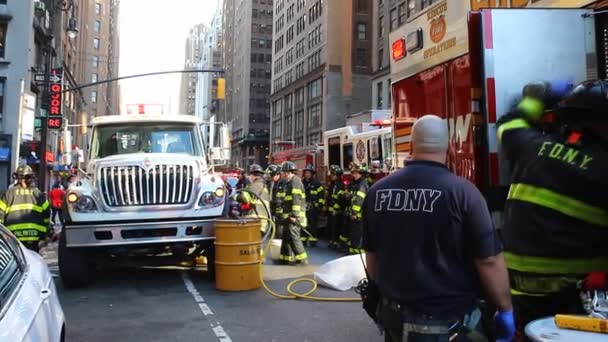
xmin=214 ymin=218 xmax=262 ymax=291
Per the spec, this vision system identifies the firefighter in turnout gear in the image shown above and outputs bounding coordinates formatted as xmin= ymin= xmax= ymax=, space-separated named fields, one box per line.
xmin=301 ymin=164 xmax=324 ymax=246
xmin=326 ymin=165 xmax=346 ymax=250
xmin=277 ymin=161 xmax=308 ymax=265
xmin=497 ymin=80 xmax=608 ymax=336
xmin=266 ymin=164 xmax=283 ymax=239
xmin=347 ymin=162 xmax=369 ymax=254
xmin=236 ymin=164 xmax=271 ymax=234
xmin=0 ymin=165 xmax=50 ymax=252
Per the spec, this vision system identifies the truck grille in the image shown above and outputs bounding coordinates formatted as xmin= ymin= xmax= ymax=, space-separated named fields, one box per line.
xmin=99 ymin=164 xmax=195 ymax=207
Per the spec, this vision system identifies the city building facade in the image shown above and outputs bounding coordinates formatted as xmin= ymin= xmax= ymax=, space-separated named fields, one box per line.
xmin=269 ymin=0 xmax=373 ymax=155
xmin=179 ymin=23 xmax=208 ymax=115
xmin=223 ymin=0 xmax=273 ymax=168
xmin=195 ymin=6 xmax=224 ymax=122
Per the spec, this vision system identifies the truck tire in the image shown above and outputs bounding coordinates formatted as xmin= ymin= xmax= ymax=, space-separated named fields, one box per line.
xmin=204 ymin=241 xmax=216 ymax=279
xmin=58 ymin=231 xmax=93 ymax=288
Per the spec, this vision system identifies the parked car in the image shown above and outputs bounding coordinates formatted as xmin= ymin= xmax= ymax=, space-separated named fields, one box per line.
xmin=0 ymin=224 xmax=66 ymax=342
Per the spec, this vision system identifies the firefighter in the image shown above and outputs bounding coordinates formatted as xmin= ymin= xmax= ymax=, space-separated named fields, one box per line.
xmin=235 ymin=167 xmax=250 ymax=190
xmin=265 ymin=164 xmax=283 ymax=239
xmin=0 ymin=165 xmax=51 ymax=252
xmin=237 ymin=164 xmax=270 ymax=234
xmin=277 ymin=161 xmax=308 ymax=265
xmin=496 ymin=80 xmax=608 ymax=337
xmin=346 ymin=162 xmax=369 ymax=255
xmin=364 ymin=166 xmax=375 ymax=187
xmin=326 ymin=165 xmax=345 ymax=250
xmin=301 ymin=164 xmax=324 ymax=247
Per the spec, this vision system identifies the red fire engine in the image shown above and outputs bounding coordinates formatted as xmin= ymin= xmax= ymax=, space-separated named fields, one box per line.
xmin=389 ymin=1 xmax=603 ymax=215
xmin=270 ymin=144 xmax=325 ymax=175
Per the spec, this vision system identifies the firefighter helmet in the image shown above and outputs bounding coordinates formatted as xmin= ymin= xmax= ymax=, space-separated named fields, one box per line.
xmin=266 ymin=164 xmax=280 ymax=176
xmin=349 ymin=162 xmax=368 ymax=173
xmin=303 ymin=164 xmax=315 ymax=174
xmin=249 ymin=164 xmax=265 ymax=175
xmin=558 ymin=80 xmax=608 ymax=122
xmin=329 ymin=165 xmax=343 ymax=176
xmin=16 ymin=165 xmax=34 ymax=177
xmin=280 ymin=161 xmax=298 ymax=172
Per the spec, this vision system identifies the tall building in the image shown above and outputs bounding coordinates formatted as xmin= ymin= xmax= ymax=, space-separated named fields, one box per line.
xmin=269 ymin=0 xmax=373 ymax=155
xmin=223 ymin=0 xmax=273 ymax=168
xmin=179 ymin=23 xmax=209 ymax=115
xmin=195 ymin=6 xmax=224 ymax=121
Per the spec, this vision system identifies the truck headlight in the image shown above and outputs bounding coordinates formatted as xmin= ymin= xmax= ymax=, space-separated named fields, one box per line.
xmin=68 ymin=193 xmax=98 ymax=212
xmin=198 ymin=187 xmax=225 ymax=208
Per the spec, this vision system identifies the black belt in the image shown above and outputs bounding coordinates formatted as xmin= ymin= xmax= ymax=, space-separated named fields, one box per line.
xmin=381 ymin=298 xmax=463 ymax=335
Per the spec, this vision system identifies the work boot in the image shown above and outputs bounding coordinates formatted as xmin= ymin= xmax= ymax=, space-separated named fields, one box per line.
xmin=295 ymin=259 xmax=309 ymax=266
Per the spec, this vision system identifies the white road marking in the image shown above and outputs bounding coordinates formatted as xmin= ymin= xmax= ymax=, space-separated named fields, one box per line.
xmin=181 ymin=272 xmax=232 ymax=342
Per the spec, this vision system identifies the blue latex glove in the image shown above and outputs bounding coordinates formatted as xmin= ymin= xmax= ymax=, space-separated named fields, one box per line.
xmin=494 ymin=310 xmax=515 ymax=342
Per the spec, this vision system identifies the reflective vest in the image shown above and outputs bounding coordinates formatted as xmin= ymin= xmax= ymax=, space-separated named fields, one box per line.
xmin=348 ymin=178 xmax=369 ymax=220
xmin=278 ymin=175 xmax=307 ymax=228
xmin=326 ymin=180 xmax=346 ymax=215
xmin=0 ymin=186 xmax=50 ymax=242
xmin=240 ymin=178 xmax=271 ymax=232
xmin=303 ymin=177 xmax=325 ymax=210
xmin=497 ymin=105 xmax=608 ymax=296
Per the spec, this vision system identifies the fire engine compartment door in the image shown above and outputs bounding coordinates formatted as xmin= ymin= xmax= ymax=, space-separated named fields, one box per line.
xmin=480 ymin=8 xmax=596 ymax=186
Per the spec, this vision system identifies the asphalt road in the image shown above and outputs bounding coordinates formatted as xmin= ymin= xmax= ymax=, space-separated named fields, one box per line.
xmin=43 ymin=241 xmax=381 ymax=342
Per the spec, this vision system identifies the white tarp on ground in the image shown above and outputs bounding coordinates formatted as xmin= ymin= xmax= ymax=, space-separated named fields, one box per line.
xmin=313 ymin=254 xmax=367 ymax=291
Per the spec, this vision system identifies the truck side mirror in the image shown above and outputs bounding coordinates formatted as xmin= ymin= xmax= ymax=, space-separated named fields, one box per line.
xmin=209 ymin=147 xmax=222 ymax=161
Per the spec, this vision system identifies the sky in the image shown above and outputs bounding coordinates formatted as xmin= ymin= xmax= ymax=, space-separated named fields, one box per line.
xmin=118 ymin=0 xmax=220 ymax=114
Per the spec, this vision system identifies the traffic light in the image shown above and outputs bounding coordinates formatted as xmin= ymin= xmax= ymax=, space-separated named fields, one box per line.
xmin=217 ymin=78 xmax=225 ymax=100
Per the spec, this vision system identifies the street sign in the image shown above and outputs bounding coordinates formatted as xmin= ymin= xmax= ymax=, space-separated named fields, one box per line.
xmin=48 ymin=68 xmax=63 ymax=117
xmin=34 ymin=74 xmax=46 ymax=85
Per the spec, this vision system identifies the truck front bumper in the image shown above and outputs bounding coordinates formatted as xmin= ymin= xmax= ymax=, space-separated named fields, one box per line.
xmin=64 ymin=219 xmax=216 ymax=248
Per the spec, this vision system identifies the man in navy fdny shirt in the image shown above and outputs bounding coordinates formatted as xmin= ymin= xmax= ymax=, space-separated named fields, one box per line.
xmin=363 ymin=115 xmax=514 ymax=342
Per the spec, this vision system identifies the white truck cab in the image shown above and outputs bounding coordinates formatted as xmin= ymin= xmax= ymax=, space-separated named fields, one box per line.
xmin=59 ymin=114 xmax=231 ymax=287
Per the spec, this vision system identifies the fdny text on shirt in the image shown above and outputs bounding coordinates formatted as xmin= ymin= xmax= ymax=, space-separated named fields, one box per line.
xmin=374 ymin=189 xmax=442 ymax=213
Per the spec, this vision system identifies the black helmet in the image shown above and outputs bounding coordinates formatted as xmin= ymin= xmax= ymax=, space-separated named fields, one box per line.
xmin=329 ymin=165 xmax=343 ymax=176
xmin=558 ymin=80 xmax=608 ymax=122
xmin=266 ymin=164 xmax=280 ymax=176
xmin=281 ymin=161 xmax=297 ymax=172
xmin=16 ymin=165 xmax=34 ymax=178
xmin=249 ymin=164 xmax=265 ymax=175
xmin=303 ymin=164 xmax=315 ymax=173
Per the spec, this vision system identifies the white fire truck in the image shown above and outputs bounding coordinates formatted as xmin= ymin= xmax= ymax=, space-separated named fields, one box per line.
xmin=59 ymin=114 xmax=231 ymax=287
xmin=389 ymin=1 xmax=604 ymax=218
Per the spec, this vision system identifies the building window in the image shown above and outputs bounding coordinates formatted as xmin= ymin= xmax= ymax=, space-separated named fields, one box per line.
xmin=95 ymin=3 xmax=101 ymax=15
xmin=295 ymin=109 xmax=304 ymax=132
xmin=390 ymin=8 xmax=398 ymax=30
xmin=308 ymin=78 xmax=321 ymax=99
xmin=407 ymin=0 xmax=417 ymax=17
xmin=378 ymin=48 xmax=384 ymax=69
xmin=377 ymin=82 xmax=383 ymax=108
xmin=388 ymin=78 xmax=392 ymax=107
xmin=357 ymin=0 xmax=367 ymax=12
xmin=307 ymin=104 xmax=321 ymax=128
xmin=91 ymin=91 xmax=97 ymax=103
xmin=357 ymin=23 xmax=366 ymax=40
xmin=421 ymin=0 xmax=436 ymax=9
xmin=378 ymin=16 xmax=384 ymax=38
xmin=0 ymin=23 xmax=6 ymax=59
xmin=92 ymin=74 xmax=98 ymax=83
xmin=92 ymin=56 xmax=99 ymax=68
xmin=0 ymin=80 xmax=4 ymax=118
xmin=94 ymin=20 xmax=101 ymax=32
xmin=295 ymin=87 xmax=304 ymax=106
xmin=93 ymin=38 xmax=100 ymax=49
xmin=398 ymin=3 xmax=407 ymax=24
xmin=273 ymin=120 xmax=282 ymax=138
xmin=356 ymin=48 xmax=367 ymax=67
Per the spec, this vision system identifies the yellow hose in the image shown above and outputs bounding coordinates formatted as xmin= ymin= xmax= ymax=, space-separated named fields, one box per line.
xmin=258 ymin=217 xmax=362 ymax=302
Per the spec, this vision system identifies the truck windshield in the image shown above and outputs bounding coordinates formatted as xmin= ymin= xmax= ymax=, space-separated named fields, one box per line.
xmin=91 ymin=123 xmax=201 ymax=159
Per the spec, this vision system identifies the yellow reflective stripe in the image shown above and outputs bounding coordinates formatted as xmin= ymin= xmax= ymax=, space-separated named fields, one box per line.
xmin=497 ymin=118 xmax=530 ymax=141
xmin=351 ymin=205 xmax=361 ymax=212
xmin=294 ymin=252 xmax=308 ymax=260
xmin=504 ymin=251 xmax=608 ymax=275
xmin=43 ymin=219 xmax=50 ymax=224
xmin=510 ymin=289 xmax=549 ymax=297
xmin=0 ymin=200 xmax=7 ymax=213
xmin=6 ymin=203 xmax=49 ymax=213
xmin=356 ymin=191 xmax=366 ymax=198
xmin=297 ymin=212 xmax=306 ymax=217
xmin=6 ymin=223 xmax=48 ymax=233
xmin=292 ymin=205 xmax=302 ymax=211
xmin=17 ymin=237 xmax=40 ymax=242
xmin=292 ymin=188 xmax=304 ymax=195
xmin=280 ymin=254 xmax=294 ymax=261
xmin=276 ymin=192 xmax=286 ymax=198
xmin=339 ymin=235 xmax=349 ymax=242
xmin=317 ymin=199 xmax=326 ymax=204
xmin=285 ymin=195 xmax=293 ymax=200
xmin=40 ymin=201 xmax=50 ymax=211
xmin=508 ymin=183 xmax=608 ymax=227
xmin=517 ymin=97 xmax=544 ymax=120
